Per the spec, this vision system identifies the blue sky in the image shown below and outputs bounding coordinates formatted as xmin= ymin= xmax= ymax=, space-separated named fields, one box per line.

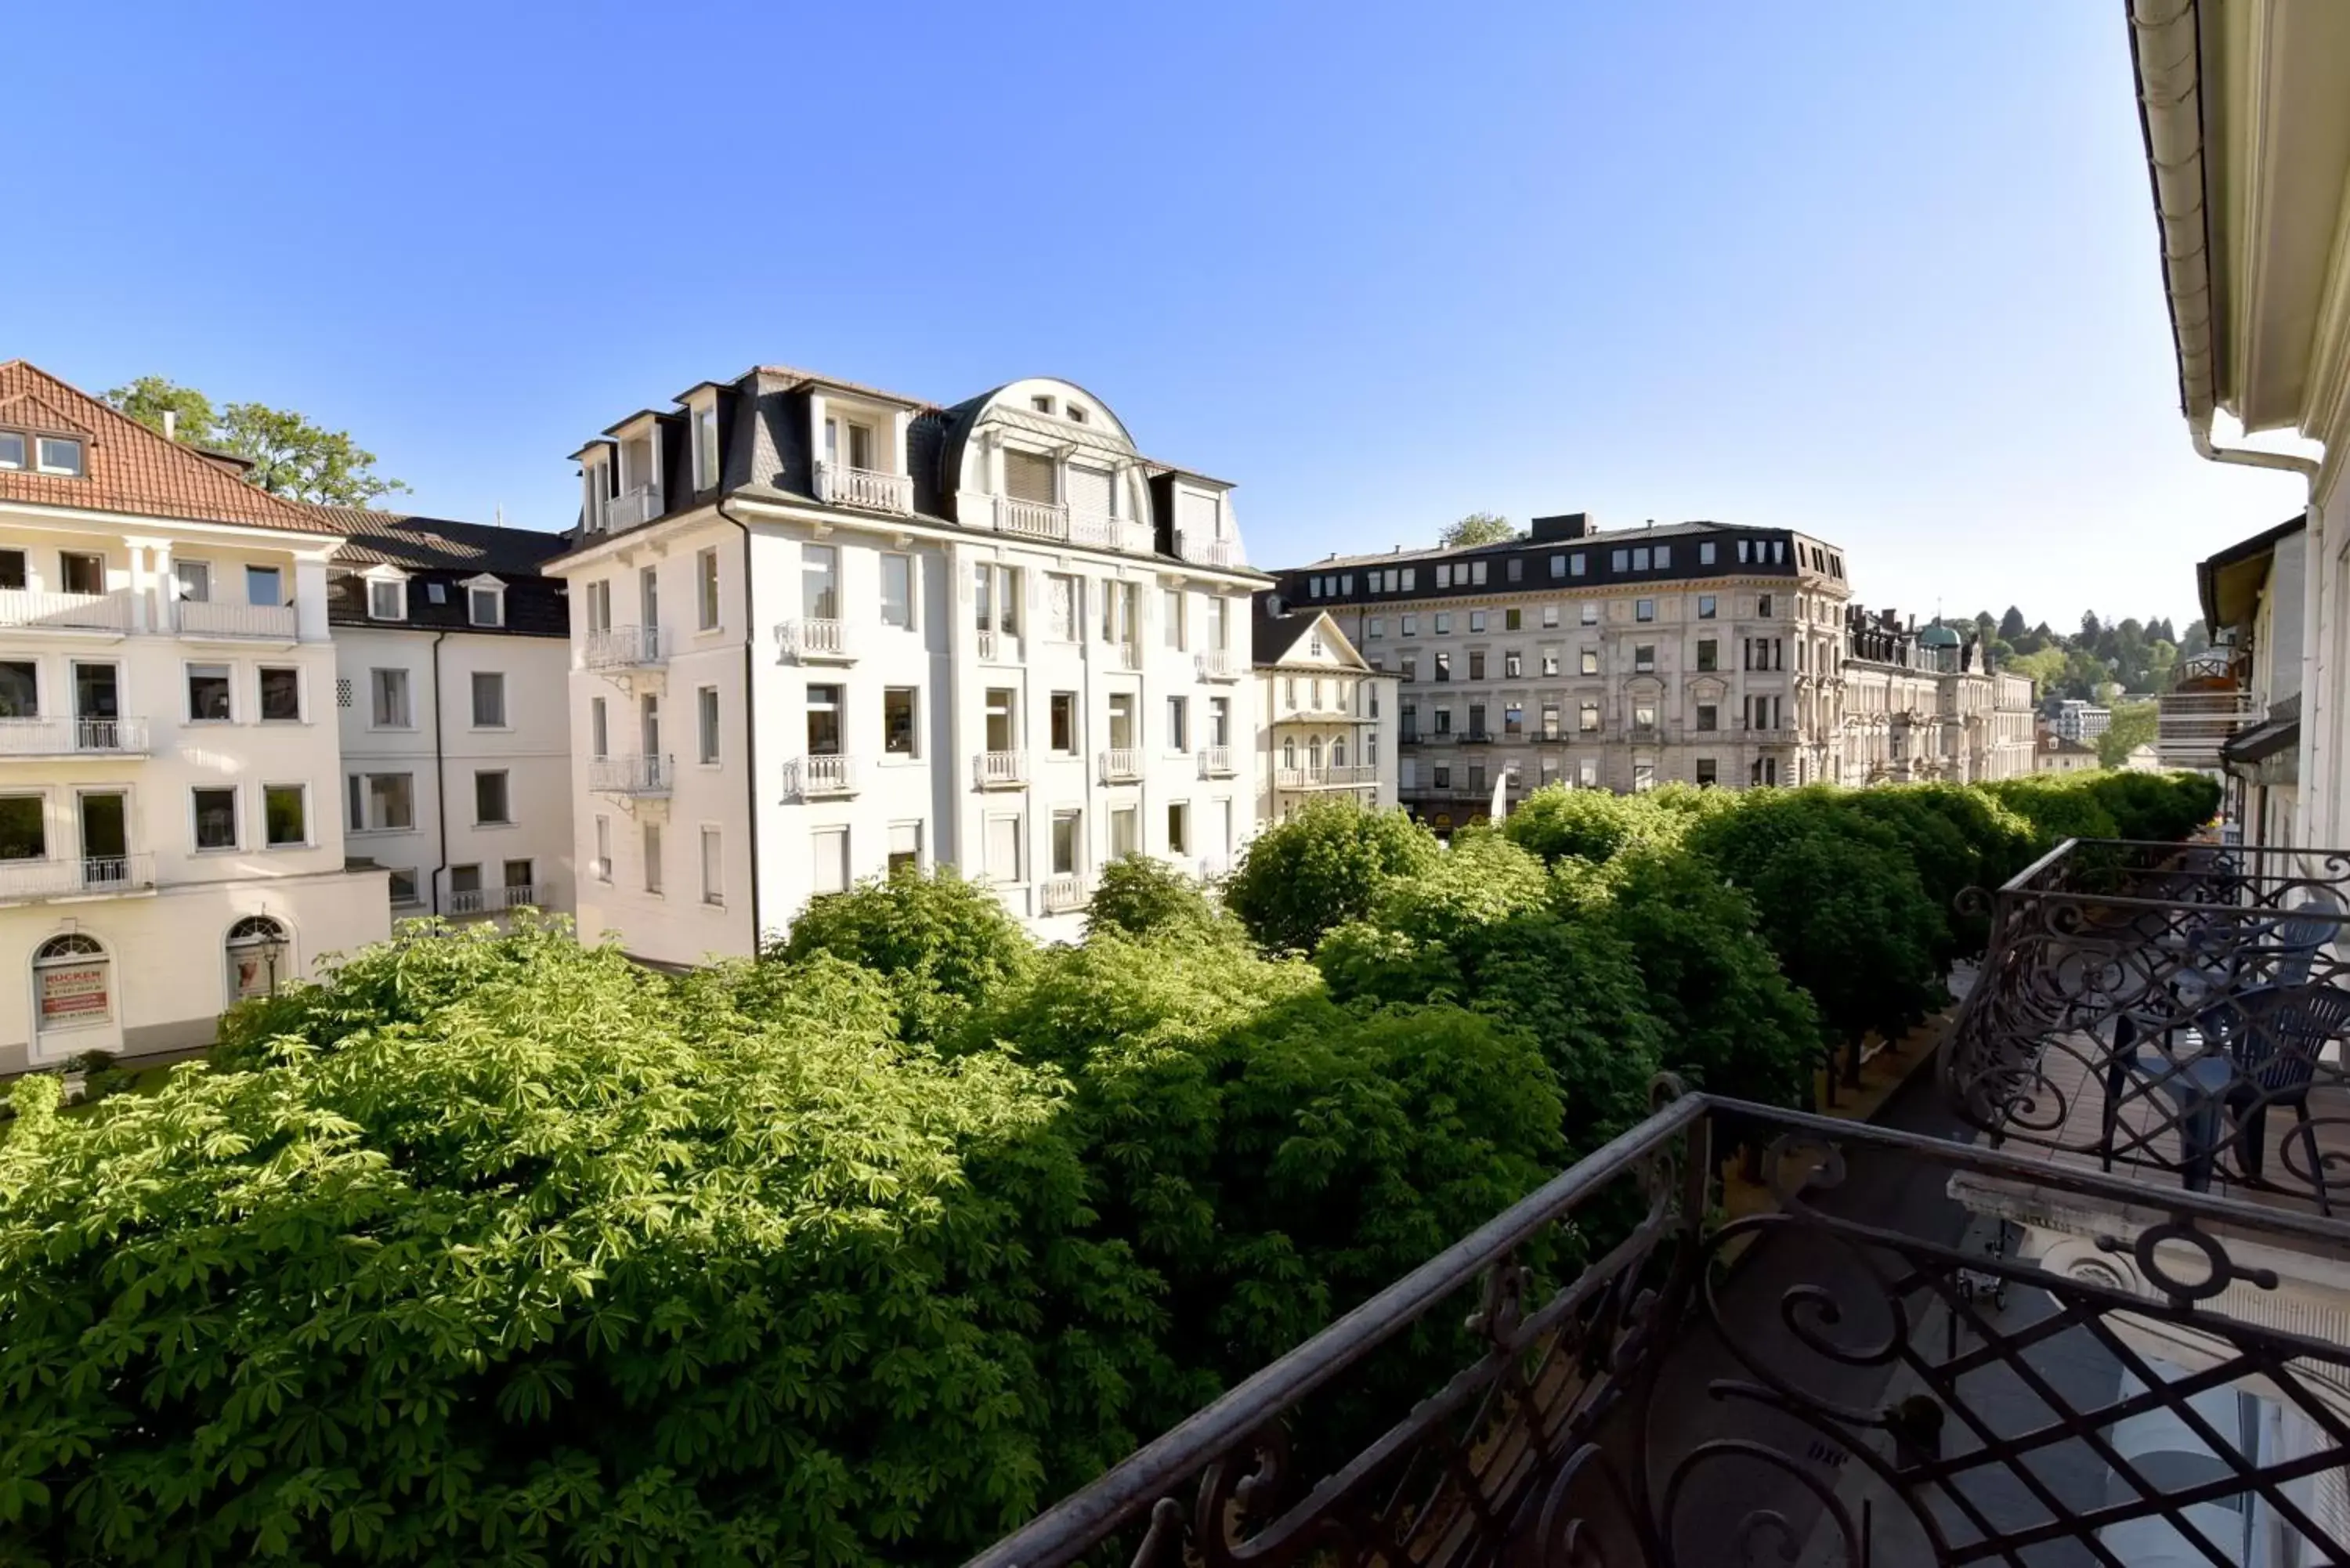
xmin=1 ymin=2 xmax=2303 ymax=634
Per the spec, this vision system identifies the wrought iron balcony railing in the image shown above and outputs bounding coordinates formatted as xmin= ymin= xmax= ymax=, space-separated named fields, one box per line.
xmin=1944 ymin=837 xmax=2350 ymax=1215
xmin=967 ymin=1089 xmax=2350 ymax=1568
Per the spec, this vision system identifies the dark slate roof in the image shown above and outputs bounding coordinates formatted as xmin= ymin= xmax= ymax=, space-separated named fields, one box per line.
xmin=317 ymin=507 xmax=569 ymax=638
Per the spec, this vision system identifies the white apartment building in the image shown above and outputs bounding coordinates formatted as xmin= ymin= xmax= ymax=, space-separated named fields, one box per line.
xmin=322 ymin=508 xmax=573 ymax=919
xmin=2050 ymin=699 xmax=2113 ymax=743
xmin=1252 ymin=598 xmax=1398 ymax=821
xmin=1281 ymin=515 xmax=1856 ymax=826
xmin=1840 ymin=610 xmax=2039 ymax=784
xmin=551 ymin=368 xmax=1265 ymax=962
xmin=0 ymin=361 xmax=389 ymax=1071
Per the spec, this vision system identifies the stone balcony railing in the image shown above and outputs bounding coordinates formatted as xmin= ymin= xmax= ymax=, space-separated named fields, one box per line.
xmin=776 ymin=618 xmax=852 ymax=663
xmin=1039 ymin=875 xmax=1087 ymax=915
xmin=1195 ymin=649 xmax=1246 ymax=681
xmin=0 ymin=588 xmax=133 ymax=634
xmin=583 ymin=625 xmax=663 ymax=670
xmin=588 ymin=753 xmax=670 ymax=797
xmin=814 ymin=461 xmax=912 ymax=514
xmin=176 ymin=599 xmax=296 ymax=639
xmin=0 ymin=717 xmax=150 ymax=757
xmin=782 ymin=753 xmax=857 ymax=800
xmin=0 ymin=853 xmax=156 ymax=902
xmin=2157 ymin=688 xmax=2265 ymax=769
xmin=1098 ymin=748 xmax=1141 ymax=784
xmin=974 ymin=750 xmax=1027 ymax=789
xmin=1196 ymin=745 xmax=1235 ymax=778
xmin=448 ymin=883 xmax=546 ymax=916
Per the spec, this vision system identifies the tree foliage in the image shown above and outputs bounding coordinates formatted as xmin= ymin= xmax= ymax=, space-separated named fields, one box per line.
xmin=1224 ymin=800 xmax=1440 ymax=954
xmin=774 ymin=866 xmax=1033 ymax=1047
xmin=2095 ymin=699 xmax=2160 ymax=768
xmin=106 ymin=375 xmax=410 ymax=508
xmin=1084 ymin=854 xmax=1230 ymax=943
xmin=1437 ymin=511 xmax=1517 ymax=548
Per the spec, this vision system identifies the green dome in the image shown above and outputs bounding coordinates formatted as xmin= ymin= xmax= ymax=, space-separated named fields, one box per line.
xmin=1917 ymin=623 xmax=1962 ymax=648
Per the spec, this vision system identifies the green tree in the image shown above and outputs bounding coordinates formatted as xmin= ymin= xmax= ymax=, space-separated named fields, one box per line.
xmin=2004 ymin=645 xmax=2068 ymax=697
xmin=2095 ymin=699 xmax=2160 ymax=767
xmin=1499 ymin=783 xmax=1690 ymax=865
xmin=1085 ymin=853 xmax=1231 ymax=942
xmin=774 ymin=864 xmax=1033 ymax=1046
xmin=1437 ymin=511 xmax=1517 ymax=548
xmin=1998 ymin=605 xmax=2028 ymax=643
xmin=1224 ymin=799 xmax=1440 ymax=954
xmin=104 ymin=375 xmax=410 ymax=508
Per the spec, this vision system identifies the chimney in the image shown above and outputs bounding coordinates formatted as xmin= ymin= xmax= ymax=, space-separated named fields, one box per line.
xmin=161 ymin=410 xmax=177 ymax=441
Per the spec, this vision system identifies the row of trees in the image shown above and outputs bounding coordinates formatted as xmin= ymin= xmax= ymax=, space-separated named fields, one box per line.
xmin=106 ymin=376 xmax=409 ymax=508
xmin=0 ymin=769 xmax=2219 ymax=1563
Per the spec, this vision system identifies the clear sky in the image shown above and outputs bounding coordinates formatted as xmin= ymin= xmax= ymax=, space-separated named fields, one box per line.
xmin=1 ymin=1 xmax=2305 ymax=635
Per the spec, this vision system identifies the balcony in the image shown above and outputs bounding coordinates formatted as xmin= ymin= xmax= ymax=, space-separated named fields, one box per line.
xmin=1946 ymin=836 xmax=2350 ymax=1219
xmin=776 ymin=618 xmax=852 ymax=663
xmin=993 ymin=497 xmax=1068 ymax=541
xmin=974 ymin=750 xmax=1027 ymax=789
xmin=1195 ymin=649 xmax=1246 ymax=681
xmin=1460 ymin=728 xmax=1495 ymax=745
xmin=1039 ymin=875 xmax=1087 ymax=915
xmin=1273 ymin=764 xmax=1379 ymax=790
xmin=584 ymin=625 xmax=663 ymax=670
xmin=1099 ymin=748 xmax=1141 ymax=784
xmin=448 ymin=883 xmax=546 ymax=916
xmin=1197 ymin=745 xmax=1236 ymax=779
xmin=814 ymin=461 xmax=912 ymax=514
xmin=0 ymin=589 xmax=132 ymax=635
xmin=782 ymin=753 xmax=858 ymax=800
xmin=609 ymin=485 xmax=660 ymax=530
xmin=2157 ymin=688 xmax=2265 ymax=769
xmin=1070 ymin=511 xmax=1156 ymax=555
xmin=1175 ymin=529 xmax=1242 ymax=569
xmin=976 ymin=629 xmax=1021 ymax=663
xmin=176 ymin=600 xmax=296 ymax=640
xmin=1110 ymin=641 xmax=1142 ymax=671
xmin=588 ymin=753 xmax=670 ymax=797
xmin=972 ymin=1086 xmax=2350 ymax=1568
xmin=989 ymin=497 xmax=1155 ymax=556
xmin=0 ymin=854 xmax=156 ymax=902
xmin=0 ymin=717 xmax=150 ymax=757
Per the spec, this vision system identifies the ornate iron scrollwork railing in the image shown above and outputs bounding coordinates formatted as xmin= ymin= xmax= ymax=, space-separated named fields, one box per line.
xmin=1944 ymin=838 xmax=2350 ymax=1210
xmin=964 ymin=1088 xmax=2350 ymax=1568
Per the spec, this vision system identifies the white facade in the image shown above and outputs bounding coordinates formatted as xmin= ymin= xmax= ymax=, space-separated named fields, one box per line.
xmin=0 ymin=362 xmax=390 ymax=1070
xmin=1253 ymin=605 xmax=1399 ymax=821
xmin=555 ymin=372 xmax=1264 ymax=962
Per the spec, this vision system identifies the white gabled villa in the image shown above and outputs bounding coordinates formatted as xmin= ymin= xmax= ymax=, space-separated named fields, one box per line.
xmin=551 ymin=367 xmax=1267 ymax=962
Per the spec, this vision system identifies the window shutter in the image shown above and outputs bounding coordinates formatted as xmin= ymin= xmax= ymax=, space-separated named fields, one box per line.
xmin=1003 ymin=450 xmax=1056 ymax=504
xmin=1065 ymin=464 xmax=1113 ymax=517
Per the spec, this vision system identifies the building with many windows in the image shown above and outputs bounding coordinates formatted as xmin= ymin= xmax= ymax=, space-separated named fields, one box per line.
xmin=1251 ymin=598 xmax=1397 ymax=820
xmin=2050 ymin=698 xmax=2113 ymax=743
xmin=1274 ymin=513 xmax=1855 ymax=825
xmin=324 ymin=508 xmax=573 ymax=920
xmin=551 ymin=367 xmax=1264 ymax=961
xmin=0 ymin=361 xmax=389 ymax=1070
xmin=1839 ymin=609 xmax=2038 ymax=784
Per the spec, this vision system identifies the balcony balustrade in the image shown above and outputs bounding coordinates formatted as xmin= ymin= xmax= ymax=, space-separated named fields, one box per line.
xmin=1274 ymin=763 xmax=1378 ymax=790
xmin=814 ymin=461 xmax=912 ymax=514
xmin=588 ymin=753 xmax=670 ymax=797
xmin=974 ymin=750 xmax=1027 ymax=789
xmin=776 ymin=617 xmax=852 ymax=663
xmin=1196 ymin=745 xmax=1235 ymax=779
xmin=448 ymin=883 xmax=545 ymax=916
xmin=1069 ymin=511 xmax=1156 ymax=555
xmin=1175 ymin=529 xmax=1242 ymax=569
xmin=1039 ymin=875 xmax=1087 ymax=915
xmin=977 ymin=629 xmax=1021 ymax=663
xmin=989 ymin=496 xmax=1156 ymax=555
xmin=782 ymin=753 xmax=858 ymax=800
xmin=970 ymin=1086 xmax=2350 ymax=1568
xmin=0 ymin=854 xmax=155 ymax=902
xmin=583 ymin=624 xmax=663 ymax=670
xmin=0 ymin=589 xmax=132 ymax=634
xmin=1112 ymin=641 xmax=1142 ymax=671
xmin=993 ymin=497 xmax=1068 ymax=541
xmin=608 ymin=485 xmax=659 ymax=530
xmin=1195 ymin=649 xmax=1246 ymax=681
xmin=0 ymin=717 xmax=149 ymax=757
xmin=1098 ymin=747 xmax=1141 ymax=784
xmin=2157 ymin=688 xmax=2265 ymax=768
xmin=176 ymin=599 xmax=296 ymax=639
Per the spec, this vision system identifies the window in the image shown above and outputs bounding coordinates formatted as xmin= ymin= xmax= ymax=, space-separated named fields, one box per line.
xmin=1504 ymin=608 xmax=1522 ymax=631
xmin=35 ymin=436 xmax=84 ymax=476
xmin=1401 ymin=614 xmax=1419 ymax=635
xmin=1162 ymin=586 xmax=1186 ymax=649
xmin=1401 ymin=658 xmax=1419 ymax=683
xmin=262 ymin=784 xmax=306 ymax=847
xmin=0 ymin=433 xmax=20 ymax=469
xmin=1738 ymin=540 xmax=1752 ymax=564
xmin=0 ymin=661 xmax=31 ymax=718
xmin=1051 ymin=811 xmax=1081 ymax=877
xmin=1166 ymin=801 xmax=1190 ymax=856
xmin=1634 ymin=644 xmax=1655 ymax=673
xmin=0 ymin=796 xmax=43 ymax=859
xmin=1655 ymin=545 xmax=1671 ymax=569
xmin=1696 ymin=758 xmax=1718 ymax=786
xmin=464 ymin=670 xmax=504 ymax=728
xmin=370 ymin=668 xmax=410 ymax=728
xmin=1468 ymin=703 xmax=1488 ymax=737
xmin=1504 ymin=702 xmax=1524 ymax=736
xmin=807 ymin=685 xmax=843 ymax=755
xmin=1211 ymin=597 xmax=1233 ymax=650
xmin=367 ymin=577 xmax=403 ymax=619
xmin=468 ymin=581 xmax=503 ymax=627
xmin=1579 ymin=702 xmax=1600 ymax=733
xmin=1437 ymin=564 xmax=1452 ymax=590
xmin=1463 ymin=652 xmax=1483 ymax=681
xmin=984 ymin=688 xmax=1016 ymax=752
xmin=1542 ymin=704 xmax=1561 ymax=740
xmin=697 ymin=685 xmax=721 ymax=764
xmin=1470 ymin=611 xmax=1487 ymax=634
xmin=643 ymin=822 xmax=664 ymax=894
xmin=60 ymin=552 xmax=103 ymax=595
xmin=884 ymin=688 xmax=917 ymax=756
xmin=1581 ymin=602 xmax=1599 ymax=625
xmin=1633 ymin=547 xmax=1650 ymax=571
xmin=1632 ymin=703 xmax=1658 ymax=730
xmin=985 ymin=815 xmax=1022 ymax=883
xmin=1697 ymin=594 xmax=1716 ymax=620
xmin=188 ymin=664 xmax=232 ymax=722
xmin=804 ymin=545 xmax=841 ymax=621
xmin=1110 ymin=807 xmax=1138 ymax=859
xmin=1699 ymin=541 xmax=1716 ymax=566
xmin=193 ymin=787 xmax=238 ymax=850
xmin=247 ymin=565 xmax=283 ymax=607
xmin=974 ymin=562 xmax=1018 ymax=637
xmin=1433 ymin=706 xmax=1454 ymax=735
xmin=702 ymin=827 xmax=724 ymax=905
xmin=696 ymin=548 xmax=721 ymax=630
xmin=1434 ymin=612 xmax=1452 ymax=635
xmin=594 ymin=815 xmax=613 ymax=882
xmin=880 ymin=553 xmax=914 ymax=629
xmin=1635 ymin=598 xmax=1654 ymax=623
xmin=1506 ymin=558 xmax=1524 ymax=582
xmin=589 ymin=697 xmax=609 ymax=758
xmin=1696 ymin=703 xmax=1719 ymax=732
xmin=1542 ymin=605 xmax=1560 ymax=628
xmin=694 ymin=406 xmax=720 ymax=489
xmin=388 ymin=867 xmax=421 ymax=905
xmin=584 ymin=580 xmax=611 ymax=634
xmin=475 ymin=771 xmax=512 ymax=826
xmin=1504 ymin=650 xmax=1522 ymax=678
xmin=1433 ymin=764 xmax=1452 ymax=789
xmin=1697 ymin=639 xmax=1718 ymax=672
xmin=1050 ymin=691 xmax=1078 ymax=753
xmin=1101 ymin=580 xmax=1138 ymax=645
xmin=888 ymin=822 xmax=922 ymax=876
xmin=1611 ymin=550 xmax=1629 ymax=572
xmin=1758 ymin=593 xmax=1774 ymax=618
xmin=1047 ymin=574 xmax=1079 ymax=641
xmin=1208 ymin=695 xmax=1231 ymax=746
xmin=1581 ymin=649 xmax=1600 ymax=676
xmin=350 ymin=772 xmax=414 ymax=833
xmin=1106 ymin=692 xmax=1133 ymax=750
xmin=259 ymin=666 xmax=301 ymax=721
xmin=1166 ymin=695 xmax=1188 ymax=751
xmin=1470 ymin=561 xmax=1488 ymax=585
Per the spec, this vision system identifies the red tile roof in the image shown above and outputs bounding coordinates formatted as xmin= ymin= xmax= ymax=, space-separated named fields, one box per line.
xmin=0 ymin=360 xmax=340 ymax=536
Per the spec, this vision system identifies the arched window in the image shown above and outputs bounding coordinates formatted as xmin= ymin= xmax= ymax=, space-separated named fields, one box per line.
xmin=1282 ymin=738 xmax=1296 ymax=768
xmin=226 ymin=916 xmax=289 ymax=1001
xmin=1307 ymin=736 xmax=1324 ymax=769
xmin=34 ymin=933 xmax=110 ymax=1031
xmin=1332 ymin=739 xmax=1347 ymax=768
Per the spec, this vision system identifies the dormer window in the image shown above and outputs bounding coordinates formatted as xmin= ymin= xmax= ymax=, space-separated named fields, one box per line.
xmin=367 ymin=574 xmax=407 ymax=620
xmin=692 ymin=404 xmax=719 ymax=490
xmin=0 ymin=432 xmax=23 ymax=470
xmin=1066 ymin=404 xmax=1089 ymax=425
xmin=36 ymin=436 xmax=84 ymax=476
xmin=465 ymin=576 xmax=506 ymax=628
xmin=1031 ymin=395 xmax=1056 ymax=414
